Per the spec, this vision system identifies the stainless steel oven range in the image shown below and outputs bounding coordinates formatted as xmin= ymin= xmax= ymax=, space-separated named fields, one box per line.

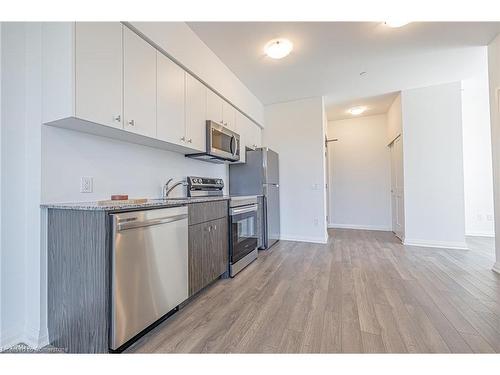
xmin=229 ymin=196 xmax=259 ymax=277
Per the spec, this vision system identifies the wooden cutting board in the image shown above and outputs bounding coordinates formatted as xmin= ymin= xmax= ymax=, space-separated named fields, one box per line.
xmin=97 ymin=198 xmax=148 ymax=206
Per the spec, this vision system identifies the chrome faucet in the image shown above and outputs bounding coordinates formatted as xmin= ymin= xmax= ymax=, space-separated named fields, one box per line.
xmin=162 ymin=178 xmax=187 ymax=198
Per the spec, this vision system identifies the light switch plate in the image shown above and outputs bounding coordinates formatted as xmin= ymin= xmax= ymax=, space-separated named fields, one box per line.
xmin=80 ymin=176 xmax=93 ymax=193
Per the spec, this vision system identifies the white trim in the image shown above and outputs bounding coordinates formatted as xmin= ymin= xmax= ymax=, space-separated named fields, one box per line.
xmin=403 ymin=238 xmax=468 ymax=250
xmin=0 ymin=326 xmax=23 ymax=352
xmin=465 ymin=231 xmax=495 ymax=238
xmin=23 ymin=325 xmax=49 ymax=350
xmin=328 ymin=223 xmax=392 ymax=232
xmin=493 ymin=262 xmax=500 ymax=275
xmin=280 ymin=235 xmax=328 ymax=244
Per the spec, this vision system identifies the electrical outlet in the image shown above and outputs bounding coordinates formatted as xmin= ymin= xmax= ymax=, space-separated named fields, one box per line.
xmin=314 ymin=218 xmax=319 ymax=226
xmin=477 ymin=214 xmax=483 ymax=222
xmin=80 ymin=176 xmax=93 ymax=193
xmin=487 ymin=214 xmax=493 ymax=222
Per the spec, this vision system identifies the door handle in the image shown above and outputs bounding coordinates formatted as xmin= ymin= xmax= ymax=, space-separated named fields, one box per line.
xmin=230 ymin=135 xmax=235 ymax=155
xmin=116 ymin=214 xmax=188 ymax=231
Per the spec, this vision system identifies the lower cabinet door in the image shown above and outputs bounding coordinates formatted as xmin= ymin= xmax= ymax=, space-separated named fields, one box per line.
xmin=208 ymin=217 xmax=229 ymax=280
xmin=188 ymin=217 xmax=228 ymax=296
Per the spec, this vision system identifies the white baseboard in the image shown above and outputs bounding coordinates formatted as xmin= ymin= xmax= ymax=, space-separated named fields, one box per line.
xmin=23 ymin=325 xmax=49 ymax=349
xmin=403 ymin=238 xmax=468 ymax=250
xmin=328 ymin=223 xmax=392 ymax=232
xmin=493 ymin=262 xmax=500 ymax=275
xmin=280 ymin=234 xmax=328 ymax=244
xmin=0 ymin=326 xmax=23 ymax=352
xmin=465 ymin=231 xmax=495 ymax=238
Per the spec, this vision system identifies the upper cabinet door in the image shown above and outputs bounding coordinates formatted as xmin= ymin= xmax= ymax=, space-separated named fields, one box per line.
xmin=123 ymin=27 xmax=157 ymax=138
xmin=75 ymin=22 xmax=123 ymax=129
xmin=252 ymin=123 xmax=262 ymax=148
xmin=222 ymin=101 xmax=236 ymax=130
xmin=157 ymin=52 xmax=186 ymax=145
xmin=234 ymin=112 xmax=247 ymax=163
xmin=185 ymin=73 xmax=207 ymax=152
xmin=206 ymin=89 xmax=223 ymax=124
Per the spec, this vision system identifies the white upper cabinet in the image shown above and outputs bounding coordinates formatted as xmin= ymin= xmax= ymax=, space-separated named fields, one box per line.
xmin=236 ymin=111 xmax=262 ymax=152
xmin=157 ymin=51 xmax=186 ymax=145
xmin=249 ymin=121 xmax=262 ymax=149
xmin=222 ymin=100 xmax=236 ymax=130
xmin=75 ymin=22 xmax=123 ymax=129
xmin=42 ymin=22 xmax=261 ymax=159
xmin=206 ymin=89 xmax=224 ymax=124
xmin=185 ymin=73 xmax=207 ymax=152
xmin=123 ymin=27 xmax=157 ymax=138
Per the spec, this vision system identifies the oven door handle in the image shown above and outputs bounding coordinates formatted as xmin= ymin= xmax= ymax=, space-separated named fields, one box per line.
xmin=230 ymin=205 xmax=258 ymax=216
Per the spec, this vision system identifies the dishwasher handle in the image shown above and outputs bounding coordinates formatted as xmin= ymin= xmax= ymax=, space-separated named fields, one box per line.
xmin=116 ymin=213 xmax=188 ymax=231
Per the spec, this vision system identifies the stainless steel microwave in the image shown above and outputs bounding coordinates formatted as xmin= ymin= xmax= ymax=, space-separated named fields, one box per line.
xmin=186 ymin=120 xmax=240 ymax=163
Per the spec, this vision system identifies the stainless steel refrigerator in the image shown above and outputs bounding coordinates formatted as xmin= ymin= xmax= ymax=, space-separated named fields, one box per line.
xmin=229 ymin=148 xmax=280 ymax=249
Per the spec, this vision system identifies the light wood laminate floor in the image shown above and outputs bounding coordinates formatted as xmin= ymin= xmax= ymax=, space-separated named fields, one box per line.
xmin=128 ymin=229 xmax=500 ymax=353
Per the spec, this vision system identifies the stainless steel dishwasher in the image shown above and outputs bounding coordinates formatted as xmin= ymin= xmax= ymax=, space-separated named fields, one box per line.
xmin=109 ymin=206 xmax=188 ymax=350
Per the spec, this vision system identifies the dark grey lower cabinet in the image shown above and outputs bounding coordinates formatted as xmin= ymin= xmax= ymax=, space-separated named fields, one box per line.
xmin=188 ymin=217 xmax=228 ymax=296
xmin=47 ymin=209 xmax=110 ymax=353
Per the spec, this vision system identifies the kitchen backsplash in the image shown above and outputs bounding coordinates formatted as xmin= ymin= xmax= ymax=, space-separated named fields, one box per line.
xmin=41 ymin=126 xmax=228 ymax=203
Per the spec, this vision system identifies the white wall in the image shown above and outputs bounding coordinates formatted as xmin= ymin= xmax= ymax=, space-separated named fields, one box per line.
xmin=461 ymin=68 xmax=495 ymax=237
xmin=1 ymin=22 xmax=27 ymax=350
xmin=130 ymin=22 xmax=264 ymax=126
xmin=0 ymin=21 xmax=3 ymax=347
xmin=0 ymin=23 xmax=44 ymax=350
xmin=402 ymin=82 xmax=467 ymax=249
xmin=327 ymin=115 xmax=392 ymax=231
xmin=488 ymin=34 xmax=500 ymax=273
xmin=263 ymin=97 xmax=328 ymax=244
xmin=386 ymin=94 xmax=402 ymax=144
xmin=42 ymin=127 xmax=228 ymax=203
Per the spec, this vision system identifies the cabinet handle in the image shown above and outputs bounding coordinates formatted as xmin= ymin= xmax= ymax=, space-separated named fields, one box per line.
xmin=113 ymin=115 xmax=121 ymax=122
xmin=187 ymin=138 xmax=192 ymax=143
xmin=206 ymin=225 xmax=212 ymax=232
xmin=128 ymin=120 xmax=135 ymax=127
xmin=213 ymin=224 xmax=217 ymax=230
xmin=180 ymin=136 xmax=186 ymax=142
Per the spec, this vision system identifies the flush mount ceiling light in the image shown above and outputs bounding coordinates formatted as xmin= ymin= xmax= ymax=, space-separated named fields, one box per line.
xmin=264 ymin=38 xmax=293 ymax=59
xmin=348 ymin=106 xmax=367 ymax=116
xmin=384 ymin=20 xmax=410 ymax=28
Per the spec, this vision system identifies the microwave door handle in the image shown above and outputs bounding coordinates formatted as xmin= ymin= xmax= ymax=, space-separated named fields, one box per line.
xmin=230 ymin=135 xmax=236 ymax=156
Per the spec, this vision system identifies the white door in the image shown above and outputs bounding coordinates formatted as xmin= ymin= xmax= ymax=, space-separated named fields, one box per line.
xmin=123 ymin=27 xmax=157 ymax=138
xmin=157 ymin=52 xmax=186 ymax=145
xmin=390 ymin=136 xmax=405 ymax=240
xmin=222 ymin=100 xmax=236 ymax=130
xmin=206 ymin=89 xmax=223 ymax=124
xmin=75 ymin=22 xmax=123 ymax=129
xmin=185 ymin=73 xmax=206 ymax=152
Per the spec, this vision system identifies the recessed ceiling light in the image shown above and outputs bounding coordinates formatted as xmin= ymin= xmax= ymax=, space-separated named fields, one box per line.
xmin=384 ymin=21 xmax=410 ymax=28
xmin=264 ymin=38 xmax=293 ymax=59
xmin=348 ymin=106 xmax=367 ymax=116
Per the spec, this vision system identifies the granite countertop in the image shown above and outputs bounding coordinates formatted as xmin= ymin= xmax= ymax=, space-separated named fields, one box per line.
xmin=40 ymin=196 xmax=231 ymax=211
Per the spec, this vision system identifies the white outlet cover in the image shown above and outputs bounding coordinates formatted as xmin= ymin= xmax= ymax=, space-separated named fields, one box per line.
xmin=80 ymin=176 xmax=93 ymax=193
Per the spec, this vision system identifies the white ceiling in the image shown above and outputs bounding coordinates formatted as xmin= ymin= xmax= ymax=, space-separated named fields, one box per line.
xmin=187 ymin=22 xmax=500 ymax=120
xmin=327 ymin=92 xmax=399 ymax=121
